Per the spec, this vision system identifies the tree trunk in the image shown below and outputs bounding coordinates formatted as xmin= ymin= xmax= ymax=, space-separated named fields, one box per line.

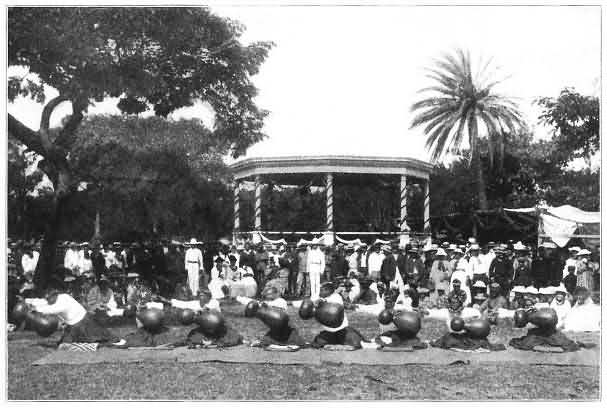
xmin=93 ymin=209 xmax=101 ymax=241
xmin=34 ymin=193 xmax=68 ymax=291
xmin=475 ymin=154 xmax=489 ymax=211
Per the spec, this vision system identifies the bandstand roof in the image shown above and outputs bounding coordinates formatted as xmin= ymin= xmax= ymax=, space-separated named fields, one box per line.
xmin=230 ymin=155 xmax=434 ymax=183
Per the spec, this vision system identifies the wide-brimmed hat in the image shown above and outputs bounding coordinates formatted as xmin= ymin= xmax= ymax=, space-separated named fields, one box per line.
xmin=524 ymin=286 xmax=538 ymax=295
xmin=511 ymin=286 xmax=525 ymax=293
xmin=577 ymin=249 xmax=591 ymax=256
xmin=540 ymin=242 xmax=557 ymax=249
xmin=539 ymin=286 xmax=556 ymax=295
xmin=381 ymin=244 xmax=391 ymax=253
xmin=472 ymin=280 xmax=486 ymax=288
xmin=469 ymin=244 xmax=480 ymax=251
xmin=568 ymin=246 xmax=581 ymax=253
xmin=435 ymin=248 xmax=447 ymax=257
xmin=513 ymin=242 xmax=527 ymax=251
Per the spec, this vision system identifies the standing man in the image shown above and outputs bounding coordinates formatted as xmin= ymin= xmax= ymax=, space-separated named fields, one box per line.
xmin=367 ymin=243 xmax=384 ymax=282
xmin=296 ymin=243 xmax=309 ymax=297
xmin=488 ymin=245 xmax=514 ymax=292
xmin=307 ymin=240 xmax=325 ymax=301
xmin=184 ymin=238 xmax=204 ymax=297
xmin=64 ymin=242 xmax=81 ymax=277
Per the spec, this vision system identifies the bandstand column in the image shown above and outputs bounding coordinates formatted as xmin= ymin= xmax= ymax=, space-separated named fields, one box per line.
xmin=233 ymin=181 xmax=240 ymax=243
xmin=324 ymin=173 xmax=335 ymax=246
xmin=399 ymin=174 xmax=410 ymax=247
xmin=423 ymin=179 xmax=431 ymax=242
xmin=253 ymin=175 xmax=262 ymax=244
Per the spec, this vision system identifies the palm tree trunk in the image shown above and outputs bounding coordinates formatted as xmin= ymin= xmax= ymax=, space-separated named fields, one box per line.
xmin=476 ymin=156 xmax=489 ymax=211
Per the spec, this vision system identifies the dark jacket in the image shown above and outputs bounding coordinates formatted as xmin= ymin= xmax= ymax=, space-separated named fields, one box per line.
xmin=379 ymin=255 xmax=398 ymax=287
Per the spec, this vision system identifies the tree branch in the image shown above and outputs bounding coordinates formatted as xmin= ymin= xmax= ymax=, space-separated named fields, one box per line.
xmin=55 ymin=97 xmax=87 ymax=149
xmin=40 ymin=95 xmax=69 ymax=133
xmin=8 ymin=114 xmax=45 ymax=156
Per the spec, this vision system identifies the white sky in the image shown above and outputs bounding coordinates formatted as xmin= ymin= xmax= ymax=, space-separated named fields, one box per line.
xmin=7 ymin=5 xmax=601 ymax=164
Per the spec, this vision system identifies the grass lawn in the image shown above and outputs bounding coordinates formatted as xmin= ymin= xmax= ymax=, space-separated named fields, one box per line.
xmin=7 ymin=301 xmax=600 ymax=400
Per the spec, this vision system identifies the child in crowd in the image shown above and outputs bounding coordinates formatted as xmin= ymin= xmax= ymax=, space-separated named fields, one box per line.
xmin=550 ymin=285 xmax=571 ymax=330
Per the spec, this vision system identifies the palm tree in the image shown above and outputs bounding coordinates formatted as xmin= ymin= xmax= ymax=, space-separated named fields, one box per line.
xmin=410 ymin=49 xmax=526 ymax=210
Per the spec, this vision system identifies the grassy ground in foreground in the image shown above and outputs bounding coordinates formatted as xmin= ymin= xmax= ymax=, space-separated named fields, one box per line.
xmin=7 ymin=301 xmax=601 ymax=400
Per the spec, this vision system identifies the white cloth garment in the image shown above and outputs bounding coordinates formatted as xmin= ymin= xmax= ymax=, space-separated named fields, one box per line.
xmin=367 ymin=252 xmax=384 ymax=279
xmin=184 ymin=247 xmax=204 ymax=296
xmin=171 ymin=298 xmax=220 ymax=312
xmin=64 ymin=249 xmax=80 ymax=272
xmin=550 ymin=299 xmax=572 ymax=330
xmin=307 ymin=248 xmax=325 ymax=301
xmin=21 ymin=252 xmax=39 ymax=274
xmin=34 ymin=294 xmax=87 ymax=326
xmin=563 ymin=298 xmax=600 ymax=332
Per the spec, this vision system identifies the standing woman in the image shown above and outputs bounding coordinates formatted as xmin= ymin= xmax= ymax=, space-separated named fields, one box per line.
xmin=575 ymin=249 xmax=594 ymax=291
xmin=184 ymin=238 xmax=204 ymax=297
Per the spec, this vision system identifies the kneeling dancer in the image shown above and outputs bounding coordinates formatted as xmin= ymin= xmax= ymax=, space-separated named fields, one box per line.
xmin=375 ymin=289 xmax=427 ymax=349
xmin=509 ymin=305 xmax=594 ymax=352
xmin=431 ymin=316 xmax=505 ymax=351
xmin=33 ymin=288 xmax=125 ymax=346
xmin=186 ymin=310 xmax=243 ymax=348
xmin=251 ymin=303 xmax=307 ymax=348
xmin=311 ymin=282 xmax=366 ymax=350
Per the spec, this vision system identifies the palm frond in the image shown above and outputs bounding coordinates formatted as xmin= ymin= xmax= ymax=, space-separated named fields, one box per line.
xmin=416 ymin=85 xmax=459 ymax=97
xmin=433 ymin=56 xmax=465 ymax=80
xmin=410 ymin=103 xmax=458 ymax=128
xmin=410 ymin=97 xmax=456 ymax=112
xmin=422 ymin=109 xmax=459 ymax=135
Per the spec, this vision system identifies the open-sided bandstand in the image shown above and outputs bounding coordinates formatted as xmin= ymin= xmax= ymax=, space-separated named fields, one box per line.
xmin=230 ymin=156 xmax=434 ymax=246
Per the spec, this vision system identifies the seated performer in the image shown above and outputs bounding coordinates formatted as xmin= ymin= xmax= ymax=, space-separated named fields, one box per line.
xmin=311 ymin=282 xmax=366 ymax=349
xmin=185 ymin=312 xmax=243 ymax=348
xmin=478 ymin=282 xmax=508 ymax=322
xmin=421 ymin=278 xmax=481 ymax=325
xmin=374 ymin=289 xmax=426 ymax=349
xmin=32 ymin=288 xmax=125 ymax=346
xmin=250 ymin=305 xmax=307 ymax=348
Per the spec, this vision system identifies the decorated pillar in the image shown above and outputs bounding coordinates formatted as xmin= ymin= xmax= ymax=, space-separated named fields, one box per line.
xmin=253 ymin=175 xmax=262 ymax=244
xmin=324 ymin=173 xmax=335 ymax=246
xmin=399 ymin=174 xmax=410 ymax=247
xmin=423 ymin=178 xmax=431 ymax=243
xmin=233 ymin=181 xmax=240 ymax=243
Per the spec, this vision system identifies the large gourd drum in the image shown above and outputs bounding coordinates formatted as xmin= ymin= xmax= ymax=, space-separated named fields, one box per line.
xmin=138 ymin=308 xmax=165 ymax=333
xmin=195 ymin=310 xmax=225 ymax=337
xmin=256 ymin=305 xmax=290 ymax=333
xmin=298 ymin=298 xmax=315 ymax=320
xmin=393 ymin=311 xmax=421 ymax=338
xmin=315 ymin=301 xmax=344 ymax=328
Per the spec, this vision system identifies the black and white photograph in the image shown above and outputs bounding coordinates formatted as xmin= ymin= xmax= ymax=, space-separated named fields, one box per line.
xmin=5 ymin=3 xmax=602 ymax=400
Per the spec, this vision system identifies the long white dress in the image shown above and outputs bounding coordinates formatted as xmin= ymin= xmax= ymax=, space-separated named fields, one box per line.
xmin=184 ymin=247 xmax=203 ymax=296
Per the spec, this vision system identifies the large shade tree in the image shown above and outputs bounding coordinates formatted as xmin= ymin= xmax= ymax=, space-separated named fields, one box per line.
xmin=410 ymin=49 xmax=526 ymax=210
xmin=8 ymin=7 xmax=273 ymax=287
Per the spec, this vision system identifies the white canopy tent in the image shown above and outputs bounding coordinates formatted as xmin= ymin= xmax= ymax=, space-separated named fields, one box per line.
xmin=504 ymin=204 xmax=600 ymax=248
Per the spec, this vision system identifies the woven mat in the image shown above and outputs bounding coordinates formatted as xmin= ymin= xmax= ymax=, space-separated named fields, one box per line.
xmin=32 ymin=344 xmax=599 ymax=367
